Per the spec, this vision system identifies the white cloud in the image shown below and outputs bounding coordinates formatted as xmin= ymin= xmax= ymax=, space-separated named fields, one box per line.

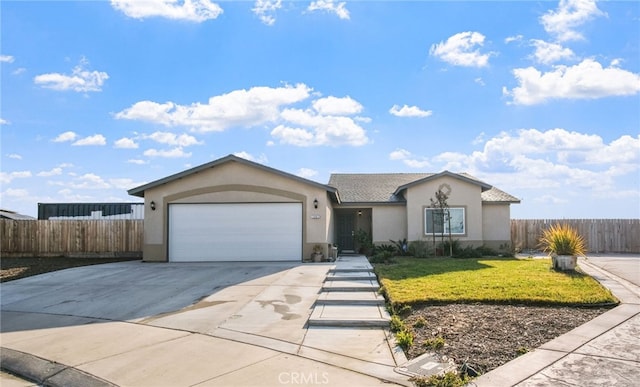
xmin=0 ymin=55 xmax=14 ymax=63
xmin=111 ymin=0 xmax=223 ymax=22
xmin=145 ymin=131 xmax=202 ymax=147
xmin=68 ymin=173 xmax=111 ymax=189
xmin=296 ymin=168 xmax=318 ymax=179
xmin=534 ymin=194 xmax=569 ymax=204
xmin=115 ymin=83 xmax=312 ymax=132
xmin=72 ymin=134 xmax=107 ymax=146
xmin=505 ymin=35 xmax=523 ymax=44
xmin=389 ymin=148 xmax=412 ymax=160
xmin=272 ymin=108 xmax=368 ymax=146
xmin=3 ymin=188 xmax=30 ymax=198
xmin=37 ymin=167 xmax=63 ymax=177
xmin=109 ymin=178 xmax=144 ymax=190
xmin=53 ymin=131 xmax=78 ymax=142
xmin=12 ymin=68 xmax=26 ymax=75
xmin=0 ymin=171 xmax=32 ymax=184
xmin=312 ymin=96 xmax=363 ymax=115
xmin=233 ymin=151 xmax=268 ymax=164
xmin=127 ymin=159 xmax=148 ymax=165
xmin=252 ymin=0 xmax=281 ymax=26
xmin=7 ymin=154 xmax=22 ymax=160
xmin=430 ymin=31 xmax=493 ymax=67
xmin=34 ymin=58 xmax=109 ymax=92
xmin=474 ymin=77 xmax=485 ymax=86
xmin=114 ymin=137 xmax=139 ymax=149
xmin=307 ymin=0 xmax=350 ymax=20
xmin=388 ymin=148 xmax=430 ymax=168
xmin=427 ymin=129 xmax=639 ymax=194
xmin=117 ymin=84 xmax=370 ymax=147
xmin=270 ymin=125 xmax=316 ymax=147
xmin=0 ymin=118 xmax=9 ymax=125
xmin=540 ymin=0 xmax=605 ymax=42
xmin=143 ymin=147 xmax=192 ymax=158
xmin=530 ymin=39 xmax=575 ymax=65
xmin=389 ymin=104 xmax=432 ymax=118
xmin=504 ymin=59 xmax=640 ymax=105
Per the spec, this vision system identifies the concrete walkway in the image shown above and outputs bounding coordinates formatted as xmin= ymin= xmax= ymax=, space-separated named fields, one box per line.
xmin=473 ymin=255 xmax=640 ymax=386
xmin=1 ymin=258 xmax=410 ymax=387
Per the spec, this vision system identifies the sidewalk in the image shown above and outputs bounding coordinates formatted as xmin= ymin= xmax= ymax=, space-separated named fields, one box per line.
xmin=473 ymin=256 xmax=640 ymax=386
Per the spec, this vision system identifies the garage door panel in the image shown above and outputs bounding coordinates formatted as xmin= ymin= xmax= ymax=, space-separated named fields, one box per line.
xmin=169 ymin=203 xmax=302 ymax=262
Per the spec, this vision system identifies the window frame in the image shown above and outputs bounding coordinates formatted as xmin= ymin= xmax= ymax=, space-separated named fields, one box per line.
xmin=424 ymin=206 xmax=466 ymax=236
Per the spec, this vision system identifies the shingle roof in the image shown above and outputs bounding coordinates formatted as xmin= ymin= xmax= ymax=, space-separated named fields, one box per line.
xmin=328 ymin=172 xmax=519 ymax=204
xmin=481 ymin=187 xmax=520 ymax=203
xmin=328 ymin=173 xmax=431 ymax=203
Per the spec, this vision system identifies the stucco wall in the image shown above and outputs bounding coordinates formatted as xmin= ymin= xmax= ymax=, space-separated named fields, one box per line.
xmin=405 ymin=176 xmax=483 ymax=242
xmin=142 ymin=161 xmax=330 ymax=262
xmin=372 ymin=205 xmax=406 ymax=243
xmin=482 ymin=202 xmax=512 ymax=248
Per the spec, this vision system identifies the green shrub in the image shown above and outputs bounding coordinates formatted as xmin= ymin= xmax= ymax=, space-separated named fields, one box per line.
xmin=539 ymin=223 xmax=586 ymax=256
xmin=369 ymin=251 xmax=396 ymax=264
xmin=390 ymin=238 xmax=410 ymax=255
xmin=413 ymin=316 xmax=427 ymax=328
xmin=374 ymin=243 xmax=396 ymax=255
xmin=408 ymin=240 xmax=433 ymax=258
xmin=423 ymin=336 xmax=445 ymax=350
xmin=516 ymin=346 xmax=529 ymax=356
xmin=395 ymin=329 xmax=414 ymax=349
xmin=390 ymin=315 xmax=405 ymax=332
xmin=410 ymin=371 xmax=469 ymax=387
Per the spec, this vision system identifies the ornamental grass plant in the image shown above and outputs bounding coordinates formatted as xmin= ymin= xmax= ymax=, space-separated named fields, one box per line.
xmin=539 ymin=223 xmax=587 ymax=257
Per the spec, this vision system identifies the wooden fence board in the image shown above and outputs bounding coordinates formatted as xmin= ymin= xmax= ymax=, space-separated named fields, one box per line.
xmin=0 ymin=219 xmax=143 ymax=258
xmin=511 ymin=219 xmax=640 ymax=254
xmin=2 ymin=219 xmax=637 ymax=257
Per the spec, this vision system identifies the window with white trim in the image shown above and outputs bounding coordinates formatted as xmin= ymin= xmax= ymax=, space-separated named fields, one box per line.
xmin=424 ymin=207 xmax=466 ymax=235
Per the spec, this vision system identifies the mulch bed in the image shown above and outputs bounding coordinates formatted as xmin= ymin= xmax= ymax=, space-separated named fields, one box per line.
xmin=403 ymin=303 xmax=613 ymax=375
xmin=0 ymin=257 xmax=140 ymax=282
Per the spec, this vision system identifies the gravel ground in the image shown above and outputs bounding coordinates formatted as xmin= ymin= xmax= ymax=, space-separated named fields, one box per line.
xmin=402 ymin=303 xmax=613 ymax=375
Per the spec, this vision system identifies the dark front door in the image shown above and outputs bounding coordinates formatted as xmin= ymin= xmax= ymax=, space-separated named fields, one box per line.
xmin=336 ymin=213 xmax=355 ymax=252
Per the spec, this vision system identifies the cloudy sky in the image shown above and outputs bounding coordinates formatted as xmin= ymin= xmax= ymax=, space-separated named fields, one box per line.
xmin=1 ymin=0 xmax=639 ymax=218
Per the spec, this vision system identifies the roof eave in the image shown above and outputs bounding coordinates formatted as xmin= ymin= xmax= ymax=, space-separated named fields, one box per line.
xmin=393 ymin=170 xmax=492 ymax=196
xmin=127 ymin=154 xmax=336 ymax=198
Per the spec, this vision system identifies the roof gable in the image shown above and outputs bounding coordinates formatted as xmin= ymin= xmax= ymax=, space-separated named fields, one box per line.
xmin=329 ymin=171 xmax=519 ymax=204
xmin=128 ymin=154 xmax=337 ymax=198
xmin=393 ymin=170 xmax=492 ymax=196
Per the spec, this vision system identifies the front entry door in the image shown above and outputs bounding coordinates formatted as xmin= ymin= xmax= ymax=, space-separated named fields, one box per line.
xmin=336 ymin=213 xmax=355 ymax=252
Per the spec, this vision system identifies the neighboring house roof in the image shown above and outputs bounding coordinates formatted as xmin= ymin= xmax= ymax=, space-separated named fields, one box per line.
xmin=0 ymin=209 xmax=36 ymax=220
xmin=128 ymin=154 xmax=338 ymax=199
xmin=329 ymin=171 xmax=520 ymax=204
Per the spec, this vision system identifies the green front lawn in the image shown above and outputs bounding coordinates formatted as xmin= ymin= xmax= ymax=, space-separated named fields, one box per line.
xmin=375 ymin=257 xmax=617 ymax=306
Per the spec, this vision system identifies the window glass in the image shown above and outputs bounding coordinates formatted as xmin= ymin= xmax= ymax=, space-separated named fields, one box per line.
xmin=425 ymin=208 xmax=465 ymax=235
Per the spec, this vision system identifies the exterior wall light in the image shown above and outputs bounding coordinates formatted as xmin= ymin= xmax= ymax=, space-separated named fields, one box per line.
xmin=150 ymin=201 xmax=156 ymax=211
xmin=313 ymin=199 xmax=318 ymax=209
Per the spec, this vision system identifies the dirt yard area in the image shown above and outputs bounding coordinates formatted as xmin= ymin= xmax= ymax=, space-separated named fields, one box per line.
xmin=0 ymin=257 xmax=140 ymax=282
xmin=403 ymin=303 xmax=613 ymax=375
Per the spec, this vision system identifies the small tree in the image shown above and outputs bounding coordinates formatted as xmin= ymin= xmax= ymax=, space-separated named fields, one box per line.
xmin=430 ymin=188 xmax=452 ymax=257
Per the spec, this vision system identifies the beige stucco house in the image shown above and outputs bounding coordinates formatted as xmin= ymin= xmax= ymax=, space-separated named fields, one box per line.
xmin=128 ymin=154 xmax=519 ymax=262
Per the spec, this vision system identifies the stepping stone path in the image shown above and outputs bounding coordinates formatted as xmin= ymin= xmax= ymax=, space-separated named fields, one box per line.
xmin=308 ymin=256 xmax=391 ymax=327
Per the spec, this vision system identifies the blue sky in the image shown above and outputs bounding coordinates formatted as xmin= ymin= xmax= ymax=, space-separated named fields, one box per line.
xmin=1 ymin=0 xmax=639 ymax=219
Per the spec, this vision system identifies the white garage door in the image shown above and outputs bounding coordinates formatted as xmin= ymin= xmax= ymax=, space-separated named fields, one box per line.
xmin=168 ymin=203 xmax=302 ymax=262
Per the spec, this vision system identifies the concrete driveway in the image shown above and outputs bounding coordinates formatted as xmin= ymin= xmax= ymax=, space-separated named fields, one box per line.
xmin=584 ymin=254 xmax=640 ymax=287
xmin=1 ymin=261 xmax=408 ymax=386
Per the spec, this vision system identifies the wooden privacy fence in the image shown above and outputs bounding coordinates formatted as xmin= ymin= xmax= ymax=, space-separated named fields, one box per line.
xmin=1 ymin=219 xmax=143 ymax=258
xmin=511 ymin=219 xmax=640 ymax=254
